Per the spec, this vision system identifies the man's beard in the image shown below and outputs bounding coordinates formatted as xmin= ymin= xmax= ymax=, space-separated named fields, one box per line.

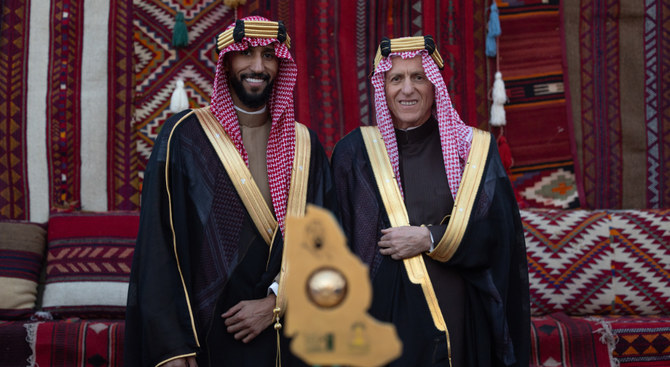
xmin=229 ymin=73 xmax=274 ymax=109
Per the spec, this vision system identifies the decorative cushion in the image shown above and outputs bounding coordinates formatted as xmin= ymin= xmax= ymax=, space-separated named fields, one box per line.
xmin=611 ymin=209 xmax=670 ymax=315
xmin=0 ymin=222 xmax=47 ymax=319
xmin=522 ymin=209 xmax=614 ymax=316
xmin=41 ymin=212 xmax=139 ymax=318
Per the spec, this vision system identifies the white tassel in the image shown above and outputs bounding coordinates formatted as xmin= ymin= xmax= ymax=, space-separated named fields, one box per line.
xmin=24 ymin=322 xmax=40 ymax=367
xmin=489 ymin=71 xmax=508 ymax=126
xmin=170 ymin=79 xmax=189 ymax=113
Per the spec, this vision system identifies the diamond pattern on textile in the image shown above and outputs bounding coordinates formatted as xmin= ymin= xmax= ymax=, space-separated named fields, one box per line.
xmin=611 ymin=209 xmax=670 ymax=315
xmin=134 ymin=0 xmax=230 ymax=174
xmin=513 ymin=167 xmax=580 ymax=209
xmin=48 ymin=0 xmax=84 ymax=211
xmin=522 ymin=209 xmax=614 ymax=315
xmin=594 ymin=314 xmax=670 ymax=366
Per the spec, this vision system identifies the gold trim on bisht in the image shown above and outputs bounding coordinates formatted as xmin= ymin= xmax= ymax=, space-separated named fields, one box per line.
xmin=429 ymin=128 xmax=491 ymax=262
xmin=217 ymin=19 xmax=291 ymax=51
xmin=372 ymin=35 xmax=444 ymax=72
xmin=276 ymin=121 xmax=311 ymax=316
xmin=165 ymin=110 xmax=203 ymax=349
xmin=194 ymin=107 xmax=278 ymax=246
xmin=360 ymin=126 xmax=452 ymax=367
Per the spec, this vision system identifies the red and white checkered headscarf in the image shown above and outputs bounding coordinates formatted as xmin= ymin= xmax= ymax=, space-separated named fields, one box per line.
xmin=371 ymin=40 xmax=473 ymax=198
xmin=210 ymin=16 xmax=297 ymax=234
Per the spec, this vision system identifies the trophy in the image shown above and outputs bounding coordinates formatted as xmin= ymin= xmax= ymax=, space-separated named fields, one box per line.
xmin=279 ymin=205 xmax=401 ymax=367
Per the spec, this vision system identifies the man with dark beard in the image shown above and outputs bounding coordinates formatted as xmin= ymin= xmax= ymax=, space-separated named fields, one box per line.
xmin=124 ymin=16 xmax=336 ymax=367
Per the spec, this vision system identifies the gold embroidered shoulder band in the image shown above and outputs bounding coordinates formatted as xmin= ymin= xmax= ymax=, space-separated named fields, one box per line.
xmin=194 ymin=107 xmax=311 ymax=247
xmin=286 ymin=122 xmax=310 ymax=218
xmin=429 ymin=128 xmax=490 ymax=262
xmin=195 ymin=107 xmax=278 ymax=245
xmin=275 ymin=122 xmax=311 ymax=315
xmin=360 ymin=126 xmax=450 ymax=361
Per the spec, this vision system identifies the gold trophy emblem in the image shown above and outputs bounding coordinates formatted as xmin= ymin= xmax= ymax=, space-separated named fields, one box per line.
xmin=281 ymin=205 xmax=402 ymax=366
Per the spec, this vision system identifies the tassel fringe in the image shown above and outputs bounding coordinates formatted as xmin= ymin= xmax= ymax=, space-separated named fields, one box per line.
xmin=489 ymin=71 xmax=507 ymax=126
xmin=587 ymin=316 xmax=620 ymax=367
xmin=170 ymin=79 xmax=189 ymax=113
xmin=172 ymin=12 xmax=188 ymax=48
xmin=485 ymin=2 xmax=501 ymax=57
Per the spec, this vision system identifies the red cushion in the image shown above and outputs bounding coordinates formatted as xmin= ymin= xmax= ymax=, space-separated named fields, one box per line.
xmin=42 ymin=212 xmax=139 ymax=318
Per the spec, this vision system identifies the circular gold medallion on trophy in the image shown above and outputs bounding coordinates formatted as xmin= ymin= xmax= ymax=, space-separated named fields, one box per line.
xmin=306 ymin=268 xmax=347 ymax=308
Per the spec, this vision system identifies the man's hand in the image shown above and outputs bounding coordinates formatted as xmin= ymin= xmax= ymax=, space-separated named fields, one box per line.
xmin=161 ymin=356 xmax=197 ymax=367
xmin=378 ymin=226 xmax=432 ymax=260
xmin=221 ymin=294 xmax=276 ymax=343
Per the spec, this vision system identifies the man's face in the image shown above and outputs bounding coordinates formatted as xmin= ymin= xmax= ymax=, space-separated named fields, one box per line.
xmin=225 ymin=45 xmax=279 ymax=109
xmin=384 ymin=55 xmax=435 ymax=129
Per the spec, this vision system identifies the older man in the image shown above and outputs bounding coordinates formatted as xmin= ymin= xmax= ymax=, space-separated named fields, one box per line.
xmin=125 ymin=17 xmax=336 ymax=367
xmin=331 ymin=36 xmax=530 ymax=366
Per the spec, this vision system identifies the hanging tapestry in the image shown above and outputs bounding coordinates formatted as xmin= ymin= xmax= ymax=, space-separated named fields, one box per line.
xmin=563 ymin=0 xmax=670 ymax=209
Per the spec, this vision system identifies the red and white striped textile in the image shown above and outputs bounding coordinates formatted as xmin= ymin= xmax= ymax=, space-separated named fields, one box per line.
xmin=370 ymin=45 xmax=473 ymax=198
xmin=210 ymin=16 xmax=298 ymax=234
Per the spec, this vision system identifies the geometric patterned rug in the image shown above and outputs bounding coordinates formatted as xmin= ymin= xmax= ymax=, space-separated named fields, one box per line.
xmin=611 ymin=209 xmax=670 ymax=316
xmin=589 ymin=315 xmax=670 ymax=367
xmin=609 ymin=315 xmax=670 ymax=366
xmin=523 ymin=208 xmax=670 ymax=318
xmin=0 ymin=0 xmax=31 ymax=220
xmin=512 ymin=161 xmax=580 ymax=209
xmin=497 ymin=3 xmax=578 ymax=209
xmin=27 ymin=320 xmax=124 ymax=367
xmin=563 ymin=0 xmax=670 ymax=209
xmin=522 ymin=209 xmax=614 ymax=316
xmin=530 ymin=313 xmax=614 ymax=367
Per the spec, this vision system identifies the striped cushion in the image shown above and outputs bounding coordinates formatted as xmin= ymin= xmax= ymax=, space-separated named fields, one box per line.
xmin=523 ymin=209 xmax=670 ymax=317
xmin=0 ymin=222 xmax=47 ymax=320
xmin=522 ymin=209 xmax=614 ymax=316
xmin=42 ymin=212 xmax=139 ymax=318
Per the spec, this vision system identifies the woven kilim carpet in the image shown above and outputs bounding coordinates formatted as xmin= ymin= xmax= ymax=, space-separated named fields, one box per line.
xmin=27 ymin=320 xmax=125 ymax=367
xmin=586 ymin=315 xmax=670 ymax=367
xmin=608 ymin=315 xmax=670 ymax=366
xmin=563 ymin=0 xmax=670 ymax=209
xmin=0 ymin=0 xmax=137 ymax=221
xmin=495 ymin=2 xmax=579 ymax=209
xmin=530 ymin=312 xmax=613 ymax=367
xmin=0 ymin=0 xmax=31 ymax=220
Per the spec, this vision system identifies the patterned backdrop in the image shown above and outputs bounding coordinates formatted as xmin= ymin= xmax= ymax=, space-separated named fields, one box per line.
xmin=1 ymin=0 xmax=669 ymax=221
xmin=0 ymin=0 xmax=31 ymax=220
xmin=132 ymin=0 xmax=486 ymax=181
xmin=564 ymin=0 xmax=670 ymax=209
xmin=497 ymin=1 xmax=579 ymax=210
